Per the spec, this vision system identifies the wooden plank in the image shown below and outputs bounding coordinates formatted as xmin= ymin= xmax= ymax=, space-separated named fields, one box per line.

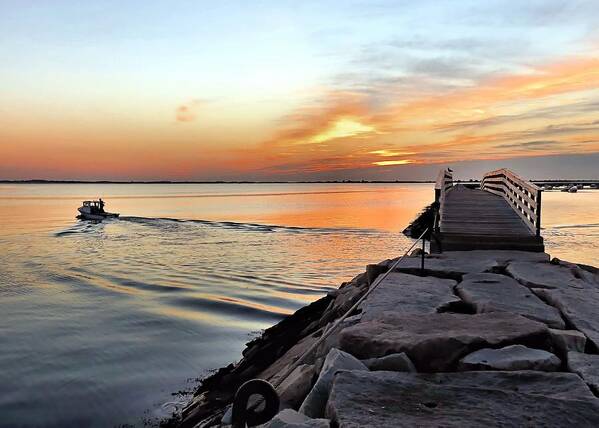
xmin=433 ymin=168 xmax=544 ymax=253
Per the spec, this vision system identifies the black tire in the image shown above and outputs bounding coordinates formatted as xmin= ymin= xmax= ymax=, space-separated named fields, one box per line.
xmin=231 ymin=379 xmax=280 ymax=427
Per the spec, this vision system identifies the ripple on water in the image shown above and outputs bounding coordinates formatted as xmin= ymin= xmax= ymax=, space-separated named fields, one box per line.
xmin=170 ymin=294 xmax=289 ymax=322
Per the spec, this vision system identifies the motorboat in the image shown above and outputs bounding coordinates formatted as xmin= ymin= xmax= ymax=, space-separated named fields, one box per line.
xmin=568 ymin=185 xmax=578 ymax=193
xmin=77 ymin=200 xmax=119 ymax=220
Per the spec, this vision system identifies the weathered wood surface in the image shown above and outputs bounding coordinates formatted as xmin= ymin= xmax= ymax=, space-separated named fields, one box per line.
xmin=443 ymin=185 xmax=533 ymax=236
xmin=433 ymin=184 xmax=544 ymax=252
xmin=481 ymin=168 xmax=542 ymax=235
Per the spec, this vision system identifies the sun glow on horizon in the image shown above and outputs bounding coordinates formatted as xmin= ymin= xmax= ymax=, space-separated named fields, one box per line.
xmin=373 ymin=159 xmax=414 ymax=166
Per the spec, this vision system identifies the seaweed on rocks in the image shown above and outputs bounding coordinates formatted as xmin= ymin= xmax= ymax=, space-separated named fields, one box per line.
xmin=402 ymin=202 xmax=438 ymax=239
xmin=170 ymin=293 xmax=335 ymax=427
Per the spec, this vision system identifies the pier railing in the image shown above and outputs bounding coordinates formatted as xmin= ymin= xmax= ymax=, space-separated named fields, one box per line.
xmin=434 ymin=168 xmax=453 ymax=232
xmin=480 ymin=168 xmax=542 ymax=236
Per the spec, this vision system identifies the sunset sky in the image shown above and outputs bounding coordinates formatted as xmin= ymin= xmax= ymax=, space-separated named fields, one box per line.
xmin=1 ymin=0 xmax=598 ymax=180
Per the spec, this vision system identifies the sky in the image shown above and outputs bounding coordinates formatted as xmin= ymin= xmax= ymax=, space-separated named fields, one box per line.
xmin=1 ymin=0 xmax=598 ymax=181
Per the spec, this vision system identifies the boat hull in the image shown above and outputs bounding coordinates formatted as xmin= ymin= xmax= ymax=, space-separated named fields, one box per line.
xmin=77 ymin=207 xmax=119 ymax=221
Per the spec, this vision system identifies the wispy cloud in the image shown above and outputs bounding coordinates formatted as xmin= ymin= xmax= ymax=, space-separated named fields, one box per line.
xmin=175 ymin=99 xmax=201 ymax=122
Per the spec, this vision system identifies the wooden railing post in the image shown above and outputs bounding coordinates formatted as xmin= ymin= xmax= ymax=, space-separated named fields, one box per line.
xmin=480 ymin=168 xmax=542 ymax=236
xmin=434 ymin=168 xmax=453 ymax=233
xmin=536 ymin=189 xmax=542 ymax=236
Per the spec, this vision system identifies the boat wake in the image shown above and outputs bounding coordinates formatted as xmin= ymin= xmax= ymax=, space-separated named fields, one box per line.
xmin=549 ymin=223 xmax=599 ymax=230
xmin=54 ymin=221 xmax=105 ymax=237
xmin=117 ymin=216 xmax=381 ymax=235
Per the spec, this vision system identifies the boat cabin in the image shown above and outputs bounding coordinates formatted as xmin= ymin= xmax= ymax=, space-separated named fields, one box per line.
xmin=81 ymin=200 xmax=105 ymax=214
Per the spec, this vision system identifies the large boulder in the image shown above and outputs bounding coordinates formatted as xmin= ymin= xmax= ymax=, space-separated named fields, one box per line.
xmin=549 ymin=328 xmax=587 ymax=355
xmin=258 ymin=409 xmax=329 ymax=428
xmin=326 ymin=370 xmax=599 ymax=427
xmin=338 ymin=312 xmax=551 ymax=371
xmin=568 ymin=351 xmax=599 ymax=394
xmin=277 ymin=364 xmax=316 ymax=410
xmin=358 ymin=272 xmax=459 ymax=321
xmin=506 ymin=261 xmax=596 ymax=290
xmin=299 ymin=348 xmax=367 ymax=418
xmin=458 ymin=345 xmax=561 ymax=372
xmin=313 ymin=316 xmax=362 ymax=361
xmin=456 ymin=273 xmax=565 ymax=328
xmin=260 ymin=333 xmax=320 ymax=382
xmin=318 ymin=273 xmax=369 ymax=326
xmin=361 ymin=353 xmax=416 ymax=372
xmin=533 ymin=287 xmax=599 ymax=349
xmin=393 ymin=250 xmax=549 ymax=277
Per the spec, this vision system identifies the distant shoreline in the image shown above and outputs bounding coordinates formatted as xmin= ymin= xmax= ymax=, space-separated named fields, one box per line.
xmin=1 ymin=179 xmax=598 ymax=185
xmin=1 ymin=179 xmax=438 ymax=184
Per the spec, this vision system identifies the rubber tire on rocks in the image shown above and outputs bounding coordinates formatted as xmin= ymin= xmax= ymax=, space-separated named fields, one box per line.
xmin=232 ymin=379 xmax=280 ymax=427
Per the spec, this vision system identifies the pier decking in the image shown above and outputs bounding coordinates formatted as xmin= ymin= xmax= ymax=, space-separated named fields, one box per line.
xmin=432 ymin=168 xmax=544 ymax=252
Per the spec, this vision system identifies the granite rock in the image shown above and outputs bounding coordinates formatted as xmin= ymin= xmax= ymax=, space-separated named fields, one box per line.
xmin=533 ymin=287 xmax=599 ymax=349
xmin=299 ymin=348 xmax=367 ymax=418
xmin=326 ymin=370 xmax=599 ymax=427
xmin=358 ymin=272 xmax=459 ymax=321
xmin=338 ymin=312 xmax=551 ymax=371
xmin=456 ymin=273 xmax=565 ymax=328
xmin=549 ymin=328 xmax=587 ymax=355
xmin=568 ymin=351 xmax=599 ymax=394
xmin=260 ymin=333 xmax=320 ymax=382
xmin=258 ymin=409 xmax=329 ymax=428
xmin=392 ymin=250 xmax=549 ymax=277
xmin=361 ymin=353 xmax=416 ymax=372
xmin=506 ymin=261 xmax=596 ymax=290
xmin=458 ymin=345 xmax=561 ymax=372
xmin=277 ymin=364 xmax=316 ymax=410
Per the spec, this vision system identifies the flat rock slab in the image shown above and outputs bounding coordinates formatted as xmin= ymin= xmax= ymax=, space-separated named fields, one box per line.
xmin=339 ymin=312 xmax=550 ymax=371
xmin=408 ymin=370 xmax=597 ymax=401
xmin=458 ymin=345 xmax=561 ymax=371
xmin=533 ymin=287 xmax=599 ymax=349
xmin=507 ymin=261 xmax=596 ymax=290
xmin=394 ymin=251 xmax=549 ymax=276
xmin=326 ymin=370 xmax=599 ymax=427
xmin=456 ymin=273 xmax=565 ymax=328
xmin=359 ymin=272 xmax=458 ymax=321
xmin=568 ymin=351 xmax=599 ymax=394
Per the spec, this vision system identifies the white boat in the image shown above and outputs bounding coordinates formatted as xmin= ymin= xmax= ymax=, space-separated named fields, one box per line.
xmin=77 ymin=200 xmax=119 ymax=220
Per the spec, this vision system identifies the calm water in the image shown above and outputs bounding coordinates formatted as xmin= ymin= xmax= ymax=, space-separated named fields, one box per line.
xmin=0 ymin=183 xmax=598 ymax=427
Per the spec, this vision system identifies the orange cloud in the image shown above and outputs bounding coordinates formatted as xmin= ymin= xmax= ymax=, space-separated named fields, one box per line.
xmin=3 ymin=52 xmax=599 ymax=180
xmin=230 ymin=54 xmax=599 ymax=176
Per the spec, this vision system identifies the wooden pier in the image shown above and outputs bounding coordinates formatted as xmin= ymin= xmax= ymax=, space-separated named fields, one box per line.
xmin=432 ymin=168 xmax=544 ymax=252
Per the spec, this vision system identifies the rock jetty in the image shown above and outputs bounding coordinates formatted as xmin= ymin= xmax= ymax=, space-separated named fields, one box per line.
xmin=169 ymin=250 xmax=599 ymax=427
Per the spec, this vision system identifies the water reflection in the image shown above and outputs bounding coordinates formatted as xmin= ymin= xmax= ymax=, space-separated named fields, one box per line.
xmin=0 ymin=183 xmax=598 ymax=427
